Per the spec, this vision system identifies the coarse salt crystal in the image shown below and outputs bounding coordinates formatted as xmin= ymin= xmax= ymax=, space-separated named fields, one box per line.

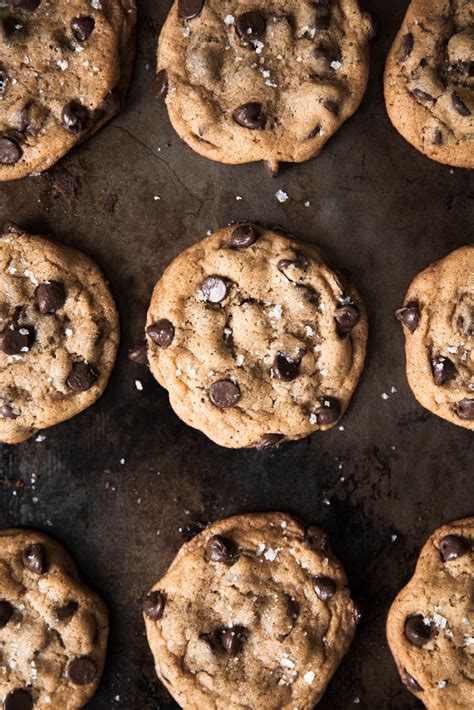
xmin=275 ymin=189 xmax=288 ymax=203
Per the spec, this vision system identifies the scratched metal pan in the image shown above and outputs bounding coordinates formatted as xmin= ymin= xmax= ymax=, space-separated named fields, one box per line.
xmin=0 ymin=0 xmax=472 ymax=708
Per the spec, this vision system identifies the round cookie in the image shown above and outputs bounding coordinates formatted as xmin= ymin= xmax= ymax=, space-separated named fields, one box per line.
xmin=0 ymin=0 xmax=137 ymax=181
xmin=384 ymin=0 xmax=474 ymax=169
xmin=0 ymin=528 xmax=109 ymax=710
xmin=156 ymin=0 xmax=374 ymax=173
xmin=146 ymin=224 xmax=368 ymax=449
xmin=395 ymin=245 xmax=473 ymax=430
xmin=386 ymin=517 xmax=474 ymax=709
xmin=0 ymin=224 xmax=120 ymax=444
xmin=144 ymin=512 xmax=359 ymax=710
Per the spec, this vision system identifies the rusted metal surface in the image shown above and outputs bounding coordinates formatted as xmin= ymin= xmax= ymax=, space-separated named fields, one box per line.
xmin=0 ymin=1 xmax=472 ymax=708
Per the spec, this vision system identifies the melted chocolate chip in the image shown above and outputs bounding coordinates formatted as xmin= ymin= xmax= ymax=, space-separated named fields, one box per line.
xmin=200 ymin=276 xmax=228 ymax=303
xmin=98 ymin=89 xmax=122 ymax=117
xmin=312 ymin=397 xmax=341 ymax=425
xmin=304 ymin=525 xmax=329 ymax=553
xmin=272 ymin=353 xmax=301 ymax=382
xmin=219 ymin=626 xmax=246 ymax=655
xmin=431 ymin=355 xmax=456 ymax=386
xmin=403 ymin=671 xmax=423 ymax=693
xmin=156 ymin=69 xmax=168 ymax=100
xmin=433 ymin=128 xmax=443 ymax=145
xmin=321 ymin=99 xmax=339 ymax=115
xmin=439 ymin=534 xmax=470 ymax=561
xmin=71 ymin=16 xmax=95 ymax=41
xmin=0 ymin=600 xmax=13 ymax=628
xmin=146 ymin=320 xmax=175 ymax=348
xmin=0 ymin=327 xmax=31 ymax=355
xmin=66 ymin=362 xmax=99 ymax=392
xmin=236 ymin=12 xmax=266 ymax=41
xmin=209 ymin=379 xmax=240 ymax=408
xmin=205 ymin=535 xmax=239 ymax=565
xmin=335 ymin=303 xmax=359 ymax=335
xmin=399 ymin=32 xmax=414 ymax=61
xmin=233 ymin=103 xmax=266 ymax=129
xmin=1 ymin=402 xmax=18 ymax=419
xmin=454 ymin=398 xmax=474 ymax=421
xmin=143 ymin=591 xmax=165 ymax=620
xmin=230 ymin=224 xmax=258 ymax=249
xmin=395 ymin=301 xmax=420 ymax=332
xmin=312 ymin=576 xmax=336 ymax=601
xmin=10 ymin=0 xmax=40 ymax=9
xmin=295 ymin=284 xmax=318 ymax=304
xmin=199 ymin=632 xmax=221 ymax=653
xmin=404 ymin=615 xmax=432 ymax=646
xmin=255 ymin=433 xmax=284 ymax=450
xmin=22 ymin=543 xmax=46 ymax=574
xmin=278 ymin=254 xmax=307 ymax=272
xmin=67 ymin=657 xmax=97 ymax=685
xmin=0 ymin=137 xmax=22 ymax=165
xmin=62 ymin=102 xmax=90 ymax=133
xmin=55 ymin=600 xmax=79 ymax=620
xmin=4 ymin=689 xmax=33 ymax=710
xmin=36 ymin=281 xmax=65 ymax=314
xmin=333 ymin=267 xmax=351 ymax=292
xmin=452 ymin=91 xmax=471 ymax=117
xmin=128 ymin=343 xmax=148 ymax=365
xmin=411 ymin=88 xmax=434 ymax=103
xmin=178 ymin=0 xmax=204 ymax=21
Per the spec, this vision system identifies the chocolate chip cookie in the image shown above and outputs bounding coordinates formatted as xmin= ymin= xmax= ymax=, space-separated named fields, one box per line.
xmin=0 ymin=224 xmax=119 ymax=443
xmin=386 ymin=517 xmax=474 ymax=709
xmin=384 ymin=0 xmax=474 ymax=168
xmin=156 ymin=1 xmax=374 ymax=173
xmin=144 ymin=512 xmax=359 ymax=710
xmin=0 ymin=0 xmax=137 ymax=181
xmin=395 ymin=245 xmax=473 ymax=430
xmin=0 ymin=528 xmax=109 ymax=710
xmin=146 ymin=224 xmax=368 ymax=448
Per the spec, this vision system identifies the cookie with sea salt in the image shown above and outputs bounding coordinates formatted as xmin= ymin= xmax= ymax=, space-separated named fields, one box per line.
xmin=0 ymin=528 xmax=108 ymax=710
xmin=0 ymin=0 xmax=137 ymax=181
xmin=384 ymin=0 xmax=474 ymax=168
xmin=395 ymin=245 xmax=473 ymax=430
xmin=145 ymin=224 xmax=368 ymax=449
xmin=386 ymin=517 xmax=474 ymax=709
xmin=0 ymin=224 xmax=119 ymax=443
xmin=156 ymin=0 xmax=374 ymax=173
xmin=144 ymin=512 xmax=359 ymax=710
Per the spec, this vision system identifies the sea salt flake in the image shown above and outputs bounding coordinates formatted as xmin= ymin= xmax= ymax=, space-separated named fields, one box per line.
xmin=268 ymin=304 xmax=282 ymax=319
xmin=57 ymin=60 xmax=69 ymax=71
xmin=135 ymin=380 xmax=143 ymax=391
xmin=275 ymin=189 xmax=288 ymax=203
xmin=224 ymin=14 xmax=235 ymax=25
xmin=330 ymin=60 xmax=342 ymax=70
xmin=264 ymin=547 xmax=281 ymax=561
xmin=280 ymin=656 xmax=294 ymax=669
xmin=304 ymin=671 xmax=315 ymax=684
xmin=438 ymin=680 xmax=447 ymax=688
xmin=433 ymin=612 xmax=447 ymax=629
xmin=381 ymin=392 xmax=389 ymax=400
xmin=256 ymin=543 xmax=265 ymax=556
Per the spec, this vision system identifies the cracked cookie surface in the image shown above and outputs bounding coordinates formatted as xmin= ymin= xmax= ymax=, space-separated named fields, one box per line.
xmin=144 ymin=512 xmax=358 ymax=710
xmin=0 ymin=226 xmax=119 ymax=444
xmin=395 ymin=245 xmax=473 ymax=430
xmin=0 ymin=0 xmax=137 ymax=181
xmin=0 ymin=528 xmax=108 ymax=710
xmin=384 ymin=0 xmax=474 ymax=168
xmin=387 ymin=517 xmax=474 ymax=709
xmin=146 ymin=224 xmax=368 ymax=449
xmin=157 ymin=0 xmax=373 ymax=171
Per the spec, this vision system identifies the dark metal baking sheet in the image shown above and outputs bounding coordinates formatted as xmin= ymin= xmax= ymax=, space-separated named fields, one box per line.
xmin=0 ymin=1 xmax=472 ymax=708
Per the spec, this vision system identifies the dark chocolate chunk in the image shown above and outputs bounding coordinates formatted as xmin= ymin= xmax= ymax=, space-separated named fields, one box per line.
xmin=143 ymin=591 xmax=165 ymax=620
xmin=62 ymin=102 xmax=90 ymax=133
xmin=178 ymin=0 xmax=204 ymax=20
xmin=236 ymin=12 xmax=266 ymax=41
xmin=205 ymin=535 xmax=239 ymax=564
xmin=36 ymin=281 xmax=65 ymax=314
xmin=431 ymin=355 xmax=456 ymax=386
xmin=404 ymin=615 xmax=432 ymax=646
xmin=335 ymin=303 xmax=359 ymax=334
xmin=304 ymin=525 xmax=329 ymax=553
xmin=312 ymin=397 xmax=341 ymax=425
xmin=272 ymin=354 xmax=301 ymax=382
xmin=439 ymin=534 xmax=470 ymax=561
xmin=4 ymin=689 xmax=33 ymax=710
xmin=255 ymin=433 xmax=284 ymax=450
xmin=233 ymin=103 xmax=266 ymax=129
xmin=55 ymin=600 xmax=79 ymax=620
xmin=399 ymin=32 xmax=414 ymax=61
xmin=67 ymin=657 xmax=97 ymax=685
xmin=0 ymin=326 xmax=31 ymax=355
xmin=156 ymin=69 xmax=168 ymax=100
xmin=219 ymin=626 xmax=246 ymax=655
xmin=454 ymin=398 xmax=474 ymax=421
xmin=209 ymin=380 xmax=240 ymax=408
xmin=22 ymin=543 xmax=46 ymax=575
xmin=71 ymin=16 xmax=95 ymax=41
xmin=146 ymin=320 xmax=175 ymax=348
xmin=395 ymin=301 xmax=420 ymax=332
xmin=0 ymin=137 xmax=22 ymax=165
xmin=66 ymin=362 xmax=99 ymax=392
xmin=230 ymin=224 xmax=258 ymax=249
xmin=200 ymin=276 xmax=228 ymax=303
xmin=313 ymin=576 xmax=336 ymax=601
xmin=0 ymin=600 xmax=13 ymax=628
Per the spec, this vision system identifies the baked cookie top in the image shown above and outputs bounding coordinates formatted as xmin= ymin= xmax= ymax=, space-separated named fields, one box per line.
xmin=395 ymin=245 xmax=473 ymax=430
xmin=157 ymin=0 xmax=373 ymax=171
xmin=0 ymin=225 xmax=119 ymax=444
xmin=0 ymin=528 xmax=109 ymax=710
xmin=0 ymin=0 xmax=137 ymax=181
xmin=144 ymin=512 xmax=358 ymax=710
xmin=384 ymin=0 xmax=474 ymax=169
xmin=386 ymin=517 xmax=474 ymax=710
xmin=146 ymin=225 xmax=368 ymax=449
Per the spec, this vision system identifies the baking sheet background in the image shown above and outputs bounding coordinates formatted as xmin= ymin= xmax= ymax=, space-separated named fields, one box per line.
xmin=0 ymin=0 xmax=473 ymax=708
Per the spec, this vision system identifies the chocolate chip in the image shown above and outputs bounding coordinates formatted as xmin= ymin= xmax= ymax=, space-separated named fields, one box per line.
xmin=335 ymin=303 xmax=359 ymax=335
xmin=236 ymin=12 xmax=266 ymax=41
xmin=230 ymin=224 xmax=258 ymax=249
xmin=22 ymin=543 xmax=46 ymax=574
xmin=312 ymin=397 xmax=341 ymax=425
xmin=439 ymin=534 xmax=470 ymax=561
xmin=296 ymin=284 xmax=318 ymax=304
xmin=431 ymin=355 xmax=456 ymax=386
xmin=272 ymin=354 xmax=300 ymax=382
xmin=0 ymin=136 xmax=22 ymax=165
xmin=0 ymin=600 xmax=13 ymax=628
xmin=205 ymin=535 xmax=239 ymax=564
xmin=2 ymin=17 xmax=25 ymax=40
xmin=1 ymin=402 xmax=18 ymax=419
xmin=143 ymin=591 xmax=165 ymax=620
xmin=219 ymin=626 xmax=246 ymax=655
xmin=395 ymin=301 xmax=420 ymax=332
xmin=55 ymin=600 xmax=79 ymax=620
xmin=10 ymin=0 xmax=40 ymax=9
xmin=255 ymin=433 xmax=284 ymax=450
xmin=0 ymin=326 xmax=31 ymax=355
xmin=411 ymin=88 xmax=434 ymax=103
xmin=156 ymin=69 xmax=168 ymax=100
xmin=200 ymin=276 xmax=228 ymax=303
xmin=178 ymin=0 xmax=204 ymax=20
xmin=62 ymin=102 xmax=90 ymax=133
xmin=4 ymin=690 xmax=33 ymax=710
xmin=36 ymin=281 xmax=65 ymax=314
xmin=399 ymin=32 xmax=414 ymax=61
xmin=97 ymin=89 xmax=122 ymax=117
xmin=199 ymin=632 xmax=221 ymax=652
xmin=278 ymin=255 xmax=307 ymax=272
xmin=433 ymin=128 xmax=443 ymax=145
xmin=128 ymin=343 xmax=148 ymax=365
xmin=233 ymin=103 xmax=266 ymax=129
xmin=307 ymin=125 xmax=321 ymax=139
xmin=321 ymin=99 xmax=339 ymax=115
xmin=403 ymin=671 xmax=423 ymax=693
xmin=67 ymin=657 xmax=97 ymax=685
xmin=452 ymin=91 xmax=471 ymax=117
xmin=454 ymin=398 xmax=474 ymax=421
xmin=71 ymin=16 xmax=95 ymax=41
xmin=146 ymin=320 xmax=175 ymax=348
xmin=209 ymin=379 xmax=240 ymax=408
xmin=312 ymin=576 xmax=336 ymax=601
xmin=66 ymin=362 xmax=99 ymax=392
xmin=404 ymin=615 xmax=432 ymax=646
xmin=333 ymin=267 xmax=351 ymax=291
xmin=304 ymin=525 xmax=329 ymax=553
